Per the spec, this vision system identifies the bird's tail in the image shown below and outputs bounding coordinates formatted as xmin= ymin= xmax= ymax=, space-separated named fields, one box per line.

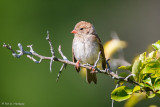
xmin=86 ymin=69 xmax=97 ymax=84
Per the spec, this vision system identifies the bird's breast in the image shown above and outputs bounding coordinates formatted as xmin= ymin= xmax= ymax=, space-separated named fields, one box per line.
xmin=72 ymin=36 xmax=99 ymax=64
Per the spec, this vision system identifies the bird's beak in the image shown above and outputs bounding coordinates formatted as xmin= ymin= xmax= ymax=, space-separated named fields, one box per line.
xmin=71 ymin=30 xmax=77 ymax=34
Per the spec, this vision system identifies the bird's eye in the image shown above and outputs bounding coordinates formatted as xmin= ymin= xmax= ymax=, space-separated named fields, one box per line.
xmin=80 ymin=28 xmax=83 ymax=30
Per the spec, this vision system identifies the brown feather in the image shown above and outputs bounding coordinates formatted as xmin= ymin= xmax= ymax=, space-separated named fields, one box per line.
xmin=86 ymin=69 xmax=97 ymax=84
xmin=99 ymin=43 xmax=106 ymax=70
xmin=93 ymin=34 xmax=106 ymax=70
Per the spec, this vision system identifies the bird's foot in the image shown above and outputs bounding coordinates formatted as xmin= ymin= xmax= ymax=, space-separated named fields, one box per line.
xmin=75 ymin=60 xmax=80 ymax=70
xmin=90 ymin=67 xmax=96 ymax=73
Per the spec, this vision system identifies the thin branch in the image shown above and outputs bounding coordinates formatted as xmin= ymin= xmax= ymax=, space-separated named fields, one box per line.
xmin=124 ymin=74 xmax=135 ymax=81
xmin=50 ymin=57 xmax=54 ymax=72
xmin=56 ymin=63 xmax=66 ymax=82
xmin=3 ymin=42 xmax=139 ymax=85
xmin=56 ymin=45 xmax=68 ymax=81
xmin=46 ymin=30 xmax=55 ymax=72
xmin=46 ymin=30 xmax=55 ymax=56
xmin=3 ymin=31 xmax=139 ymax=86
xmin=3 ymin=43 xmax=15 ymax=53
xmin=3 ymin=43 xmax=32 ymax=58
xmin=94 ymin=51 xmax=101 ymax=67
xmin=112 ymin=81 xmax=120 ymax=107
xmin=58 ymin=45 xmax=68 ymax=61
xmin=27 ymin=55 xmax=42 ymax=63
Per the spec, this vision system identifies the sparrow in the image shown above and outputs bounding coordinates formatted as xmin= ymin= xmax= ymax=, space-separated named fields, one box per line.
xmin=71 ymin=21 xmax=106 ymax=84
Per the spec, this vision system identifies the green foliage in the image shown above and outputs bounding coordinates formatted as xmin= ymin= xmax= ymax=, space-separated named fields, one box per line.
xmin=111 ymin=40 xmax=160 ymax=102
xmin=118 ymin=66 xmax=132 ymax=71
xmin=111 ymin=86 xmax=133 ymax=101
xmin=152 ymin=40 xmax=160 ymax=51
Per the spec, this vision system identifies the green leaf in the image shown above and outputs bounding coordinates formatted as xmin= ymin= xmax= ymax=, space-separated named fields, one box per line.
xmin=148 ymin=51 xmax=157 ymax=58
xmin=156 ymin=90 xmax=160 ymax=94
xmin=139 ymin=83 xmax=144 ymax=87
xmin=111 ymin=86 xmax=132 ymax=102
xmin=132 ymin=60 xmax=142 ymax=82
xmin=142 ymin=65 xmax=155 ymax=74
xmin=125 ymin=87 xmax=133 ymax=94
xmin=119 ymin=72 xmax=129 ymax=77
xmin=156 ymin=90 xmax=160 ymax=98
xmin=154 ymin=77 xmax=160 ymax=91
xmin=142 ymin=59 xmax=160 ymax=78
xmin=133 ymin=86 xmax=141 ymax=93
xmin=143 ymin=76 xmax=154 ymax=90
xmin=146 ymin=91 xmax=155 ymax=98
xmin=139 ymin=52 xmax=146 ymax=63
xmin=143 ymin=76 xmax=152 ymax=86
xmin=152 ymin=40 xmax=160 ymax=51
xmin=154 ymin=71 xmax=160 ymax=77
xmin=118 ymin=66 xmax=132 ymax=71
xmin=155 ymin=90 xmax=160 ymax=98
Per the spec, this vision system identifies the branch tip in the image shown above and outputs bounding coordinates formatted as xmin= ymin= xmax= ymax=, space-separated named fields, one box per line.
xmin=56 ymin=63 xmax=66 ymax=82
xmin=46 ymin=30 xmax=50 ymax=40
xmin=50 ymin=57 xmax=54 ymax=72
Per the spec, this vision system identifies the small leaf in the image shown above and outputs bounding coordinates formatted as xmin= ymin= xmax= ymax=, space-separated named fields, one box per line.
xmin=132 ymin=60 xmax=142 ymax=82
xmin=154 ymin=77 xmax=160 ymax=91
xmin=156 ymin=91 xmax=160 ymax=98
xmin=119 ymin=72 xmax=129 ymax=77
xmin=152 ymin=40 xmax=160 ymax=51
xmin=139 ymin=83 xmax=144 ymax=87
xmin=143 ymin=76 xmax=152 ymax=86
xmin=139 ymin=52 xmax=146 ymax=62
xmin=148 ymin=51 xmax=157 ymax=58
xmin=125 ymin=87 xmax=133 ymax=94
xmin=119 ymin=81 xmax=125 ymax=86
xmin=151 ymin=70 xmax=160 ymax=78
xmin=142 ymin=65 xmax=155 ymax=74
xmin=142 ymin=60 xmax=160 ymax=77
xmin=111 ymin=86 xmax=132 ymax=102
xmin=143 ymin=76 xmax=154 ymax=90
xmin=118 ymin=66 xmax=132 ymax=71
xmin=133 ymin=86 xmax=141 ymax=93
xmin=146 ymin=91 xmax=155 ymax=98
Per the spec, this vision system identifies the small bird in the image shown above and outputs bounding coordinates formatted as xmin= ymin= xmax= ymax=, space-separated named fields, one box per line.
xmin=71 ymin=21 xmax=106 ymax=84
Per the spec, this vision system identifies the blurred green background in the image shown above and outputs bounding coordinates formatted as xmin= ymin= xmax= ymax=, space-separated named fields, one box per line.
xmin=0 ymin=0 xmax=160 ymax=107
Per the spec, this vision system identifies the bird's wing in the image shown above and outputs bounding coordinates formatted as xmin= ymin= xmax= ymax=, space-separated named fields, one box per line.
xmin=99 ymin=42 xmax=106 ymax=70
xmin=94 ymin=34 xmax=106 ymax=70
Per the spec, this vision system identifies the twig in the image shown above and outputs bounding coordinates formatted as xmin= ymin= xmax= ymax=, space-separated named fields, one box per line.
xmin=56 ymin=45 xmax=68 ymax=81
xmin=124 ymin=74 xmax=135 ymax=81
xmin=3 ymin=43 xmax=32 ymax=58
xmin=112 ymin=81 xmax=120 ymax=107
xmin=46 ymin=30 xmax=55 ymax=72
xmin=46 ymin=30 xmax=55 ymax=56
xmin=56 ymin=63 xmax=65 ymax=82
xmin=58 ymin=45 xmax=68 ymax=61
xmin=94 ymin=51 xmax=101 ymax=67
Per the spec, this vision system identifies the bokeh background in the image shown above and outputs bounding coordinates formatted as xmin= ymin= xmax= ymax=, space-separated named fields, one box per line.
xmin=0 ymin=0 xmax=160 ymax=107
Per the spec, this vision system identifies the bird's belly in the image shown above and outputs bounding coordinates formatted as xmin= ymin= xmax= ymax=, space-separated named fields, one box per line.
xmin=73 ymin=40 xmax=99 ymax=64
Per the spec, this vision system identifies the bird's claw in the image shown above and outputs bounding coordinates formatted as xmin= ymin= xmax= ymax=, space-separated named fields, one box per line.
xmin=75 ymin=60 xmax=80 ymax=70
xmin=90 ymin=67 xmax=96 ymax=73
